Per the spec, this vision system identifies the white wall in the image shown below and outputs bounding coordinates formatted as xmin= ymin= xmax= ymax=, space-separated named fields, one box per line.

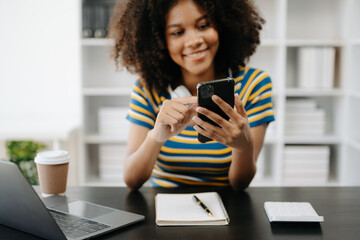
xmin=0 ymin=0 xmax=81 ymax=138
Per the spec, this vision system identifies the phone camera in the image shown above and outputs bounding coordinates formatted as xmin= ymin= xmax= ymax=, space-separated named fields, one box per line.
xmin=200 ymin=85 xmax=214 ymax=98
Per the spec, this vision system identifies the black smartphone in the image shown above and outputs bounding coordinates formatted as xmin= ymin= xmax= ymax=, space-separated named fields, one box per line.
xmin=197 ymin=78 xmax=235 ymax=143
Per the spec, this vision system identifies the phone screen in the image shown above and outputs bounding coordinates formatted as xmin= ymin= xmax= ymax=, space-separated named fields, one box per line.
xmin=197 ymin=78 xmax=235 ymax=143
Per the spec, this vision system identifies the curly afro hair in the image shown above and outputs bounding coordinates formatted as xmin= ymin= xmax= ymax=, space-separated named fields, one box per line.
xmin=109 ymin=0 xmax=264 ymax=93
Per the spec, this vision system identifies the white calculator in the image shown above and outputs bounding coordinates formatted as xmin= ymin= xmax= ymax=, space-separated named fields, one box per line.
xmin=264 ymin=201 xmax=324 ymax=222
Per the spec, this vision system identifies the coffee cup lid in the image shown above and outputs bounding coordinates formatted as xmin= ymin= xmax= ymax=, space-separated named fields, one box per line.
xmin=34 ymin=150 xmax=70 ymax=165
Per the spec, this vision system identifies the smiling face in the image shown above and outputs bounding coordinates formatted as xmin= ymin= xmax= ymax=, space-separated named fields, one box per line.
xmin=165 ymin=0 xmax=219 ymax=79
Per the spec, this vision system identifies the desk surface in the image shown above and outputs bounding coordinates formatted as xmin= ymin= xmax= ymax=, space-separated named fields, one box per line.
xmin=1 ymin=186 xmax=360 ymax=240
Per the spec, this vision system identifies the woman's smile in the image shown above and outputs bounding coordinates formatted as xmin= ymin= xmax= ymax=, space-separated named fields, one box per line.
xmin=183 ymin=48 xmax=209 ymax=60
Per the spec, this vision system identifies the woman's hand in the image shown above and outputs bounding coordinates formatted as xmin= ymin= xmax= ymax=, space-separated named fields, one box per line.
xmin=192 ymin=94 xmax=254 ymax=151
xmin=149 ymin=96 xmax=197 ymax=143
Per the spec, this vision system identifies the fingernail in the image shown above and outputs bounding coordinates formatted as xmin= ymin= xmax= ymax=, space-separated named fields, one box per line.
xmin=212 ymin=95 xmax=219 ymax=101
xmin=196 ymin=107 xmax=204 ymax=113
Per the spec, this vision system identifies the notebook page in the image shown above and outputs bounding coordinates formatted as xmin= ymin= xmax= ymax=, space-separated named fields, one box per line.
xmin=156 ymin=192 xmax=226 ymax=222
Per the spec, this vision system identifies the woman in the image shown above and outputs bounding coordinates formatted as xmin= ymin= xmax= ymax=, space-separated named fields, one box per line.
xmin=110 ymin=0 xmax=275 ymax=190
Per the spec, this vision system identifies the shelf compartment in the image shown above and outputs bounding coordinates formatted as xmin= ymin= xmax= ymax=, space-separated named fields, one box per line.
xmin=287 ymin=0 xmax=347 ymax=40
xmin=282 ymin=144 xmax=340 ymax=186
xmin=82 ymin=45 xmax=136 ymax=88
xmin=349 ymin=0 xmax=360 ymax=39
xmin=254 ymin=0 xmax=284 ymax=41
xmin=349 ymin=46 xmax=360 ymax=92
xmin=285 ymin=96 xmax=343 ymax=137
xmin=340 ymin=144 xmax=360 ymax=185
xmin=347 ymin=97 xmax=360 ymax=143
xmin=286 ymin=46 xmax=342 ymax=89
xmin=84 ymin=96 xmax=130 ymax=135
xmin=84 ymin=143 xmax=127 ymax=187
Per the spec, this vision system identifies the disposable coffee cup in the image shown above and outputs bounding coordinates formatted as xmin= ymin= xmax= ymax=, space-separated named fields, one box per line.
xmin=35 ymin=150 xmax=70 ymax=197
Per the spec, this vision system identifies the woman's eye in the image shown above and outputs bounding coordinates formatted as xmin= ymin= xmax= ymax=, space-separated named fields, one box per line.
xmin=198 ymin=22 xmax=210 ymax=30
xmin=171 ymin=30 xmax=184 ymax=36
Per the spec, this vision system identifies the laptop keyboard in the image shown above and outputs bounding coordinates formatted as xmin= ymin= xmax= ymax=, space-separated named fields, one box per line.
xmin=49 ymin=209 xmax=111 ymax=239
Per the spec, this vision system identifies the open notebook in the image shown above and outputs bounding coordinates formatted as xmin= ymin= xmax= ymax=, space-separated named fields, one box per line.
xmin=155 ymin=192 xmax=230 ymax=226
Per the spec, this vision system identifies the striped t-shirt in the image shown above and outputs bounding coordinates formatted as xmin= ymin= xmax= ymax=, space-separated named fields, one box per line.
xmin=126 ymin=67 xmax=275 ymax=187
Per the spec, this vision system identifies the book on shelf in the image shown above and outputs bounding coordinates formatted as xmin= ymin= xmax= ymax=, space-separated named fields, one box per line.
xmin=285 ymin=99 xmax=326 ymax=136
xmin=321 ymin=47 xmax=335 ymax=89
xmin=284 ymin=145 xmax=330 ymax=155
xmin=82 ymin=0 xmax=116 ymax=38
xmin=285 ymin=109 xmax=325 ymax=122
xmin=282 ymin=146 xmax=330 ymax=186
xmin=99 ymin=144 xmax=126 ymax=181
xmin=285 ymin=99 xmax=318 ymax=109
xmin=98 ymin=107 xmax=129 ymax=136
xmin=285 ymin=122 xmax=325 ymax=136
xmin=283 ymin=160 xmax=328 ymax=170
xmin=155 ymin=192 xmax=230 ymax=226
xmin=297 ymin=47 xmax=335 ymax=89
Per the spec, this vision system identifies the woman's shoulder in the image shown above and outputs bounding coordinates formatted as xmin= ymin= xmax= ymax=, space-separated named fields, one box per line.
xmin=233 ymin=66 xmax=271 ymax=83
xmin=132 ymin=77 xmax=170 ymax=102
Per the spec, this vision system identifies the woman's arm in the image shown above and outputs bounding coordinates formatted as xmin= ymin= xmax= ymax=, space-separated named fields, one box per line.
xmin=192 ymin=94 xmax=269 ymax=190
xmin=229 ymin=123 xmax=267 ymax=190
xmin=124 ymin=96 xmax=197 ymax=191
xmin=123 ymin=124 xmax=163 ymax=191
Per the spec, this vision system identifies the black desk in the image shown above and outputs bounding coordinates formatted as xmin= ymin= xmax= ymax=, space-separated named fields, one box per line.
xmin=1 ymin=187 xmax=360 ymax=240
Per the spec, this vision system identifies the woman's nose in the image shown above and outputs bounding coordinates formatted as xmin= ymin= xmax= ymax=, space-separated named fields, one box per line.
xmin=184 ymin=30 xmax=203 ymax=48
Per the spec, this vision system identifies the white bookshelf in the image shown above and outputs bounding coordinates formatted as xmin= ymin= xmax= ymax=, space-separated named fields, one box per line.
xmin=79 ymin=0 xmax=360 ymax=187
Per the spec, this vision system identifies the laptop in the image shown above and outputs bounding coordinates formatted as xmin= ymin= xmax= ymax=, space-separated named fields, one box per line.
xmin=0 ymin=159 xmax=144 ymax=240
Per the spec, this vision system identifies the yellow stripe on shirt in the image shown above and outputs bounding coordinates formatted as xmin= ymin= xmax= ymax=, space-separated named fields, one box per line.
xmin=158 ymin=155 xmax=232 ymax=164
xmin=156 ymin=161 xmax=229 ymax=172
xmin=239 ymin=69 xmax=261 ymax=100
xmin=156 ymin=174 xmax=229 ymax=186
xmin=128 ymin=111 xmax=155 ymax=126
xmin=246 ymin=102 xmax=273 ymax=116
xmin=131 ymin=92 xmax=148 ymax=105
xmin=133 ymin=85 xmax=147 ymax=99
xmin=250 ymin=92 xmax=272 ymax=105
xmin=160 ymin=146 xmax=232 ymax=155
xmin=243 ymin=73 xmax=268 ymax=104
xmin=248 ymin=83 xmax=272 ymax=102
xmin=130 ymin=103 xmax=156 ymax=120
xmin=248 ymin=110 xmax=274 ymax=123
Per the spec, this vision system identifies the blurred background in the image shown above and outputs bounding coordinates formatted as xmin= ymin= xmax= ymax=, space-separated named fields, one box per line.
xmin=1 ymin=0 xmax=359 ymax=187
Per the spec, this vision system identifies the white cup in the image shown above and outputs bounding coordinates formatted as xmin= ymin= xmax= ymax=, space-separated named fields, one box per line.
xmin=35 ymin=150 xmax=70 ymax=197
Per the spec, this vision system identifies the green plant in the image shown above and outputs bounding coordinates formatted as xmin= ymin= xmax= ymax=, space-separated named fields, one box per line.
xmin=6 ymin=141 xmax=47 ymax=185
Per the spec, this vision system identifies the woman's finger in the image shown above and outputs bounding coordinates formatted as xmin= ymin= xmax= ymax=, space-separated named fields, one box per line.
xmin=193 ymin=124 xmax=226 ymax=143
xmin=211 ymin=95 xmax=242 ymax=123
xmin=192 ymin=115 xmax=228 ymax=139
xmin=165 ymin=108 xmax=185 ymax=125
xmin=171 ymin=96 xmax=197 ymax=105
xmin=195 ymin=106 xmax=232 ymax=134
xmin=234 ymin=93 xmax=247 ymax=118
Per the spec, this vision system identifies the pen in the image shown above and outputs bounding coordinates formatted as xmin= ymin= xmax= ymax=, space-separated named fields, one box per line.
xmin=193 ymin=195 xmax=213 ymax=216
